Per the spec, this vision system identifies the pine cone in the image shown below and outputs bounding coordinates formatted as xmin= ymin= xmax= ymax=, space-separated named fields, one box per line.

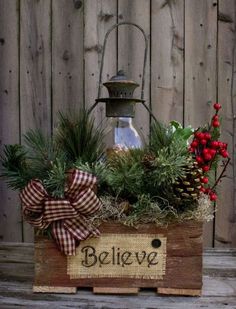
xmin=142 ymin=153 xmax=156 ymax=170
xmin=173 ymin=161 xmax=203 ymax=201
xmin=119 ymin=201 xmax=133 ymax=215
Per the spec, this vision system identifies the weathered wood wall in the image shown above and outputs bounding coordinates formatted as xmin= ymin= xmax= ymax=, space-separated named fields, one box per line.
xmin=0 ymin=0 xmax=235 ymax=247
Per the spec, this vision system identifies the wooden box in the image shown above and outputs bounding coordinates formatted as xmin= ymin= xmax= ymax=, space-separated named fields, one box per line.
xmin=34 ymin=221 xmax=203 ymax=296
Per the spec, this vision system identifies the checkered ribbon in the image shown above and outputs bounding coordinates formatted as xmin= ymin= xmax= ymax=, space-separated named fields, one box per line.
xmin=20 ymin=169 xmax=102 ymax=255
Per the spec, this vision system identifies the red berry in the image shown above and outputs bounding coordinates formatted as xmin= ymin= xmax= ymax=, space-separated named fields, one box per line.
xmin=202 ymin=165 xmax=210 ymax=172
xmin=212 ymin=120 xmax=220 ymax=127
xmin=200 ymin=187 xmax=206 ymax=193
xmin=189 ymin=147 xmax=195 ymax=153
xmin=218 ymin=142 xmax=224 ymax=148
xmin=203 ymin=148 xmax=210 ymax=155
xmin=210 ymin=141 xmax=219 ymax=149
xmin=210 ymin=193 xmax=217 ymax=201
xmin=200 ymin=139 xmax=207 ymax=145
xmin=191 ymin=140 xmax=199 ymax=148
xmin=205 ymin=188 xmax=211 ymax=194
xmin=213 ymin=103 xmax=221 ymax=111
xmin=198 ymin=132 xmax=205 ymax=140
xmin=204 ymin=153 xmax=212 ymax=161
xmin=201 ymin=177 xmax=209 ymax=184
xmin=196 ymin=156 xmax=204 ymax=164
xmin=222 ymin=143 xmax=228 ymax=149
xmin=212 ymin=115 xmax=219 ymax=121
xmin=194 ymin=132 xmax=201 ymax=139
xmin=209 ymin=149 xmax=216 ymax=157
xmin=195 ymin=132 xmax=205 ymax=140
xmin=204 ymin=132 xmax=211 ymax=140
xmin=221 ymin=150 xmax=229 ymax=158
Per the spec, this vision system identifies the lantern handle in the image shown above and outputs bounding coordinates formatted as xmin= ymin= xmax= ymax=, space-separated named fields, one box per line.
xmin=88 ymin=22 xmax=156 ymax=120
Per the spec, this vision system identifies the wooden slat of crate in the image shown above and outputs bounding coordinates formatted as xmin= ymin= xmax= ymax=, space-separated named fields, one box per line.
xmin=34 ymin=221 xmax=202 ymax=295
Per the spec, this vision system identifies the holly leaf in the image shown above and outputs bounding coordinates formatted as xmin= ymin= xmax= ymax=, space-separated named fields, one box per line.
xmin=169 ymin=121 xmax=194 ymax=142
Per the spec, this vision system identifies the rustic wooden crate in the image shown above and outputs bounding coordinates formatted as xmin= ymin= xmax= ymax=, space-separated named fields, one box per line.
xmin=34 ymin=221 xmax=203 ymax=296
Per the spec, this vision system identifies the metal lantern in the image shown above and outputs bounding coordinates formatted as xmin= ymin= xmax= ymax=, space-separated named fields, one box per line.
xmin=101 ymin=70 xmax=141 ymax=117
xmin=90 ymin=22 xmax=155 ymax=118
xmin=89 ymin=22 xmax=156 ymax=151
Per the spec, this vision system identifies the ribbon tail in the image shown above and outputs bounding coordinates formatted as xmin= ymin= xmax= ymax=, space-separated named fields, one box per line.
xmin=64 ymin=215 xmax=100 ymax=241
xmin=51 ymin=221 xmax=77 ymax=255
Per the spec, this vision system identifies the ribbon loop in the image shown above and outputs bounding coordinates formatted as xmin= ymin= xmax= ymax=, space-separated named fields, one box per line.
xmin=20 ymin=169 xmax=102 ymax=255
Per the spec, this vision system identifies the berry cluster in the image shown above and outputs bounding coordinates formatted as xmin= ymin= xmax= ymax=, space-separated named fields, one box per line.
xmin=188 ymin=103 xmax=229 ymax=201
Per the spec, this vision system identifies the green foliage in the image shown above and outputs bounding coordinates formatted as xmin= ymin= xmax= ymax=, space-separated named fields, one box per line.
xmin=43 ymin=159 xmax=67 ymax=198
xmin=74 ymin=159 xmax=108 ymax=193
xmin=149 ymin=121 xmax=173 ymax=152
xmin=169 ymin=121 xmax=194 ymax=141
xmin=56 ymin=109 xmax=105 ymax=165
xmin=147 ymin=142 xmax=189 ymax=188
xmin=145 ymin=120 xmax=192 ymax=198
xmin=0 ymin=144 xmax=29 ymax=190
xmin=0 ymin=109 xmax=105 ymax=198
xmin=105 ymin=149 xmax=145 ymax=200
xmin=23 ymin=129 xmax=62 ymax=181
xmin=150 ymin=120 xmax=194 ymax=153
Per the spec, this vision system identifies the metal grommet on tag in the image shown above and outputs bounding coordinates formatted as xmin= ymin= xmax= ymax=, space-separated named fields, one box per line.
xmin=151 ymin=238 xmax=162 ymax=248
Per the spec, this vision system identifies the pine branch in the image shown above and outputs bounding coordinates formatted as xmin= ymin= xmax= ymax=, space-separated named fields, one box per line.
xmin=105 ymin=149 xmax=145 ymax=200
xmin=74 ymin=160 xmax=108 ymax=193
xmin=0 ymin=144 xmax=30 ymax=190
xmin=150 ymin=121 xmax=173 ymax=152
xmin=56 ymin=108 xmax=105 ymax=165
xmin=23 ymin=129 xmax=61 ymax=181
xmin=43 ymin=158 xmax=67 ymax=198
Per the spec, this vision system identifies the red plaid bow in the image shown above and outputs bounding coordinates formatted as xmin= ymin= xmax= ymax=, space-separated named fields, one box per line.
xmin=20 ymin=169 xmax=102 ymax=255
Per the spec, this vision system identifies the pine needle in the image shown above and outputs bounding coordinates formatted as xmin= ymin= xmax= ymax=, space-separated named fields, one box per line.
xmin=0 ymin=144 xmax=29 ymax=190
xmin=56 ymin=108 xmax=105 ymax=164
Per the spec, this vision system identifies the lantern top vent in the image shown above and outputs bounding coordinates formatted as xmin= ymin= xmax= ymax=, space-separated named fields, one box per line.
xmin=103 ymin=70 xmax=139 ymax=100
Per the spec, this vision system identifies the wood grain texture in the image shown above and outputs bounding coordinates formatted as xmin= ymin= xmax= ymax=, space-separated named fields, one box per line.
xmin=0 ymin=0 xmax=22 ymax=242
xmin=33 ymin=286 xmax=77 ymax=294
xmin=84 ymin=0 xmax=117 ymax=125
xmin=34 ymin=221 xmax=203 ymax=292
xmin=118 ymin=0 xmax=150 ymax=139
xmin=0 ymin=0 xmax=236 ymax=249
xmin=151 ymin=0 xmax=184 ymax=124
xmin=52 ymin=0 xmax=84 ymax=127
xmin=0 ymin=243 xmax=236 ymax=307
xmin=185 ymin=0 xmax=217 ymax=247
xmin=1 ymin=283 xmax=236 ymax=309
xmin=93 ymin=287 xmax=139 ymax=294
xmin=20 ymin=0 xmax=52 ymax=242
xmin=215 ymin=0 xmax=236 ymax=248
xmin=157 ymin=287 xmax=201 ymax=296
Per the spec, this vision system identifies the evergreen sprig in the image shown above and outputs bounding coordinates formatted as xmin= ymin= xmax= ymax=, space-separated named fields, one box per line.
xmin=0 ymin=109 xmax=105 ymax=198
xmin=149 ymin=121 xmax=173 ymax=152
xmin=24 ymin=129 xmax=62 ymax=181
xmin=56 ymin=109 xmax=105 ymax=164
xmin=148 ymin=142 xmax=189 ymax=187
xmin=0 ymin=144 xmax=29 ymax=190
xmin=43 ymin=158 xmax=67 ymax=198
xmin=74 ymin=160 xmax=108 ymax=193
xmin=105 ymin=149 xmax=145 ymax=200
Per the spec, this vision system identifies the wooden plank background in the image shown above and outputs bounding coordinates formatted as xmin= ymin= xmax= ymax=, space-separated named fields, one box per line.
xmin=0 ymin=0 xmax=235 ymax=247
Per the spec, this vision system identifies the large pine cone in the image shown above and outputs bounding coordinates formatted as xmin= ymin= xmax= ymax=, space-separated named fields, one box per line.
xmin=173 ymin=161 xmax=203 ymax=201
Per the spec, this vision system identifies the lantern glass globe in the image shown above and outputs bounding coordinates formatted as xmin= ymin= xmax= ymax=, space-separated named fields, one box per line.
xmin=105 ymin=117 xmax=144 ymax=153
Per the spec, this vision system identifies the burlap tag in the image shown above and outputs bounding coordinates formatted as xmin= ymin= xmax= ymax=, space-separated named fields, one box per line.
xmin=67 ymin=233 xmax=167 ymax=280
